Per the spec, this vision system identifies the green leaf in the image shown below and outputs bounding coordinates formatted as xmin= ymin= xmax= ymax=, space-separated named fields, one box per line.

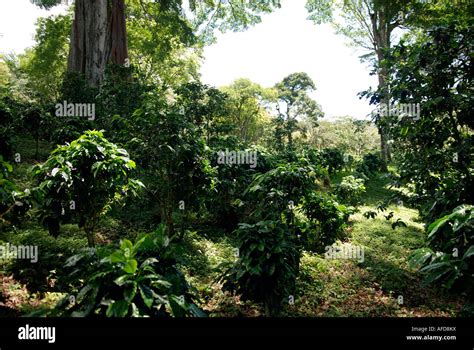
xmin=106 ymin=300 xmax=129 ymax=317
xmin=122 ymin=259 xmax=138 ymax=274
xmin=462 ymin=246 xmax=474 ymax=259
xmin=409 ymin=248 xmax=433 ymax=269
xmin=150 ymin=279 xmax=172 ymax=290
xmin=139 ymin=284 xmax=155 ymax=309
xmin=169 ymin=295 xmax=187 ymax=317
xmin=114 ymin=275 xmax=131 ymax=286
xmin=120 ymin=239 xmax=134 ymax=258
xmin=133 ymin=235 xmax=148 ymax=253
xmin=140 ymin=257 xmax=159 ymax=268
xmin=188 ymin=304 xmax=207 ymax=318
xmin=427 ymin=214 xmax=450 ymax=239
xmin=76 ymin=285 xmax=93 ymax=303
xmin=419 ymin=261 xmax=450 ymax=273
xmin=64 ymin=253 xmax=85 ymax=267
xmin=421 ymin=262 xmax=453 ymax=284
xmin=107 ymin=251 xmax=126 ymax=263
xmin=130 ymin=303 xmax=140 ymax=317
xmin=4 ymin=162 xmax=13 ymax=172
xmin=124 ymin=282 xmax=138 ymax=302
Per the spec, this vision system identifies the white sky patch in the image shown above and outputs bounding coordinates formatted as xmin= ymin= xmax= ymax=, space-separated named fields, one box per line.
xmin=0 ymin=0 xmax=378 ymax=119
xmin=0 ymin=0 xmax=68 ymax=55
xmin=201 ymin=0 xmax=378 ymax=119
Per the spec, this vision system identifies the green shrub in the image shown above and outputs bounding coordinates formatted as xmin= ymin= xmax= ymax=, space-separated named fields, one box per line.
xmin=32 ymin=130 xmax=144 ymax=246
xmin=0 ymin=156 xmax=30 ymax=227
xmin=245 ymin=162 xmax=324 ymax=216
xmin=409 ymin=205 xmax=474 ymax=294
xmin=48 ymin=225 xmax=205 ymax=317
xmin=301 ymin=192 xmax=352 ymax=253
xmin=355 ymin=152 xmax=384 ymax=178
xmin=335 ymin=175 xmax=366 ymax=206
xmin=201 ymin=140 xmax=277 ymax=233
xmin=0 ymin=98 xmax=15 ymax=160
xmin=220 ymin=161 xmax=324 ymax=315
xmin=320 ymin=148 xmax=345 ymax=173
xmin=220 ymin=220 xmax=300 ymax=316
xmin=0 ymin=156 xmax=16 ymax=220
xmin=118 ymin=85 xmax=219 ymax=236
xmin=6 ymin=229 xmax=87 ymax=293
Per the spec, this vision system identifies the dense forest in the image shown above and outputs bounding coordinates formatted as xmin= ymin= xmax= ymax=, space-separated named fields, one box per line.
xmin=0 ymin=0 xmax=472 ymax=322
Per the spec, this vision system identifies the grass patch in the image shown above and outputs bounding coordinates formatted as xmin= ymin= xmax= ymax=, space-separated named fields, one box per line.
xmin=283 ymin=174 xmax=463 ymax=317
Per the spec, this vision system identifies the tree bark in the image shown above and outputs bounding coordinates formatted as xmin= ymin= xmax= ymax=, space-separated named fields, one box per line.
xmin=68 ymin=0 xmax=129 ymax=87
xmin=376 ymin=50 xmax=391 ymax=171
xmin=371 ymin=8 xmax=392 ymax=170
xmin=85 ymin=226 xmax=95 ymax=247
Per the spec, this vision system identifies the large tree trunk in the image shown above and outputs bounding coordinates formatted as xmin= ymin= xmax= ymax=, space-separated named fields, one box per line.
xmin=371 ymin=8 xmax=392 ymax=171
xmin=376 ymin=50 xmax=391 ymax=171
xmin=68 ymin=0 xmax=129 ymax=87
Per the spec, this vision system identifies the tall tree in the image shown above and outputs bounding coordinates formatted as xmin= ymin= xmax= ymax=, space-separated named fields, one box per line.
xmin=32 ymin=0 xmax=128 ymax=87
xmin=364 ymin=0 xmax=473 ymax=221
xmin=305 ymin=0 xmax=411 ymax=169
xmin=68 ymin=0 xmax=128 ymax=86
xmin=32 ymin=0 xmax=282 ymax=86
xmin=274 ymin=72 xmax=323 ymax=150
xmin=221 ymin=78 xmax=274 ymax=144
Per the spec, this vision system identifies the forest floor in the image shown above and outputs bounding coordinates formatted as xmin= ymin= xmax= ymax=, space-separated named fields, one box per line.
xmin=0 ymin=140 xmax=467 ymax=317
xmin=181 ymin=174 xmax=465 ymax=317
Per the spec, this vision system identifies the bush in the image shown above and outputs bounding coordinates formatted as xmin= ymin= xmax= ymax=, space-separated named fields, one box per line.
xmin=298 ymin=147 xmax=323 ymax=167
xmin=47 ymin=225 xmax=205 ymax=317
xmin=320 ymin=148 xmax=345 ymax=173
xmin=0 ymin=98 xmax=15 ymax=160
xmin=6 ymin=229 xmax=87 ymax=293
xmin=0 ymin=156 xmax=30 ymax=227
xmin=117 ymin=85 xmax=220 ymax=236
xmin=0 ymin=157 xmax=17 ymax=223
xmin=355 ymin=152 xmax=384 ymax=178
xmin=220 ymin=220 xmax=300 ymax=316
xmin=245 ymin=162 xmax=324 ymax=216
xmin=32 ymin=130 xmax=144 ymax=246
xmin=220 ymin=161 xmax=324 ymax=315
xmin=202 ymin=141 xmax=276 ymax=233
xmin=335 ymin=175 xmax=366 ymax=206
xmin=301 ymin=192 xmax=352 ymax=253
xmin=409 ymin=205 xmax=474 ymax=295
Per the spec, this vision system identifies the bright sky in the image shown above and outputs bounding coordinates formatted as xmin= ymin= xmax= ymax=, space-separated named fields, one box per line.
xmin=0 ymin=0 xmax=69 ymax=52
xmin=0 ymin=0 xmax=377 ymax=119
xmin=201 ymin=0 xmax=377 ymax=119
